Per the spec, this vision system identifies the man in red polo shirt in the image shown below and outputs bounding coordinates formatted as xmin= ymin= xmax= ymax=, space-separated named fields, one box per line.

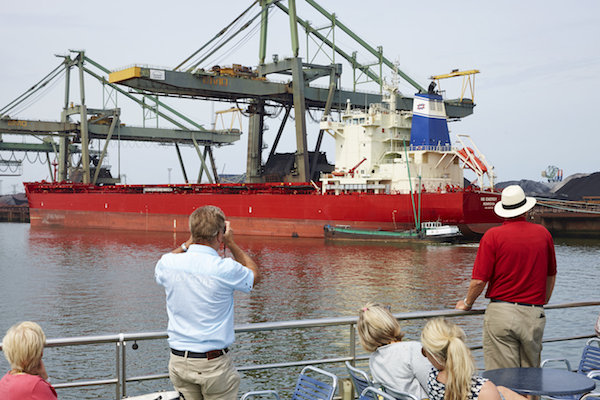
xmin=456 ymin=185 xmax=557 ymax=369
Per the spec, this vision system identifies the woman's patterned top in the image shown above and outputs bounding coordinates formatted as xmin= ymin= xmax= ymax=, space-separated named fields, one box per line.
xmin=427 ymin=368 xmax=488 ymax=400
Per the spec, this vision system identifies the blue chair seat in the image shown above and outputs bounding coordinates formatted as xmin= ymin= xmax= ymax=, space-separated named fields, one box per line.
xmin=345 ymin=361 xmax=375 ymax=399
xmin=240 ymin=365 xmax=338 ymax=400
xmin=541 ymin=338 xmax=600 ymax=400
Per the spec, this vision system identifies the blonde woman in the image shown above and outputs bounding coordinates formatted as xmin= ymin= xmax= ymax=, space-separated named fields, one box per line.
xmin=420 ymin=318 xmax=525 ymax=400
xmin=0 ymin=321 xmax=57 ymax=399
xmin=358 ymin=302 xmax=432 ymax=399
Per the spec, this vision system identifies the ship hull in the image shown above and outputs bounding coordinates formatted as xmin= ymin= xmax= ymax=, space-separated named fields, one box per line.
xmin=25 ymin=183 xmax=502 ymax=238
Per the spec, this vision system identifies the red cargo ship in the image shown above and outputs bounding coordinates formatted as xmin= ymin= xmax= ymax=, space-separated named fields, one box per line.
xmin=24 ymin=181 xmax=501 ymax=238
xmin=24 ymin=86 xmax=503 ymax=238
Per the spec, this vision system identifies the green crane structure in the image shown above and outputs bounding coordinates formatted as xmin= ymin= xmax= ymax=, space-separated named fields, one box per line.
xmin=0 ymin=51 xmax=241 ymax=184
xmin=110 ymin=0 xmax=475 ymax=183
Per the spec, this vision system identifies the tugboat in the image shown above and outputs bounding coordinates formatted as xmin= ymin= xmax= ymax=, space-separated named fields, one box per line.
xmin=323 ymin=221 xmax=463 ymax=244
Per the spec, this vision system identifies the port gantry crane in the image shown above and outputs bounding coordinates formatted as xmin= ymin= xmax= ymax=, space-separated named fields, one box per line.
xmin=0 ymin=51 xmax=241 ymax=185
xmin=108 ymin=0 xmax=476 ymax=183
xmin=1 ymin=1 xmax=477 ymax=185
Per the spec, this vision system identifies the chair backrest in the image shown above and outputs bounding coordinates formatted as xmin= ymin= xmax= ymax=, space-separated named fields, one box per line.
xmin=359 ymin=387 xmax=398 ymax=400
xmin=345 ymin=361 xmax=374 ymax=399
xmin=382 ymin=386 xmax=420 ymax=400
xmin=578 ymin=338 xmax=600 ymax=377
xmin=580 ymin=393 xmax=600 ymax=400
xmin=122 ymin=391 xmax=180 ymax=400
xmin=291 ymin=365 xmax=338 ymax=400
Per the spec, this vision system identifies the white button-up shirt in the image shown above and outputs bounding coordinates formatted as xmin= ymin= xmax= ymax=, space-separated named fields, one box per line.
xmin=155 ymin=244 xmax=254 ymax=352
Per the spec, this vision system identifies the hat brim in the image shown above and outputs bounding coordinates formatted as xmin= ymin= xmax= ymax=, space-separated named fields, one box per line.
xmin=494 ymin=197 xmax=537 ymax=218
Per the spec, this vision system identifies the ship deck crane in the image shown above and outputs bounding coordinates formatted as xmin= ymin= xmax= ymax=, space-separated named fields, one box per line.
xmin=348 ymin=157 xmax=367 ymax=177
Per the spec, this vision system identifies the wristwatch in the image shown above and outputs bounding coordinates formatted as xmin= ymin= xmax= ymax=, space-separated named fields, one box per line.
xmin=180 ymin=242 xmax=188 ymax=252
xmin=463 ymin=297 xmax=472 ymax=308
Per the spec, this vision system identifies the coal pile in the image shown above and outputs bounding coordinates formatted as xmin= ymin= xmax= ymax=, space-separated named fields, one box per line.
xmin=495 ymin=180 xmax=554 ymax=197
xmin=496 ymin=172 xmax=600 ymax=200
xmin=553 ymin=172 xmax=600 ymax=201
xmin=0 ymin=193 xmax=28 ymax=206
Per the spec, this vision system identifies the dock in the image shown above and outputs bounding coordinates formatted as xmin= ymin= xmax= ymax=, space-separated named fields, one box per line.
xmin=531 ymin=198 xmax=600 ymax=238
xmin=0 ymin=205 xmax=29 ymax=222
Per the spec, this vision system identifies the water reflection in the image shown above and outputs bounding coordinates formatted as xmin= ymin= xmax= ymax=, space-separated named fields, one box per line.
xmin=0 ymin=224 xmax=598 ymax=399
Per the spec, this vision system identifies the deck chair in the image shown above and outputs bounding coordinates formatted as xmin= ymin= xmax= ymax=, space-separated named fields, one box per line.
xmin=240 ymin=365 xmax=338 ymax=400
xmin=542 ymin=338 xmax=600 ymax=378
xmin=382 ymin=386 xmax=420 ymax=400
xmin=123 ymin=391 xmax=180 ymax=400
xmin=541 ymin=338 xmax=600 ymax=400
xmin=358 ymin=386 xmax=398 ymax=400
xmin=344 ymin=361 xmax=420 ymax=400
xmin=345 ymin=361 xmax=376 ymax=399
xmin=580 ymin=393 xmax=600 ymax=400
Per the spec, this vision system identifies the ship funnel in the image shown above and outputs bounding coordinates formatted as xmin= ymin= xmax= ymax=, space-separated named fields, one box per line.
xmin=410 ymin=93 xmax=450 ymax=147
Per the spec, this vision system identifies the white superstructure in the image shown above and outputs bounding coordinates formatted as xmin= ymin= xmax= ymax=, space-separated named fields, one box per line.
xmin=319 ymin=86 xmax=493 ymax=195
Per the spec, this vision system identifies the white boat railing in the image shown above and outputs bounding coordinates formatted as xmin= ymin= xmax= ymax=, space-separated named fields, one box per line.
xmin=2 ymin=301 xmax=598 ymax=399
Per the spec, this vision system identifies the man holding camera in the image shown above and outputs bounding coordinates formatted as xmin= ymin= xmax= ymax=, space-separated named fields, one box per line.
xmin=155 ymin=205 xmax=260 ymax=400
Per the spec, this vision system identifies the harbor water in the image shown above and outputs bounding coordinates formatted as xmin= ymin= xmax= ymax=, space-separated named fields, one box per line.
xmin=0 ymin=222 xmax=598 ymax=399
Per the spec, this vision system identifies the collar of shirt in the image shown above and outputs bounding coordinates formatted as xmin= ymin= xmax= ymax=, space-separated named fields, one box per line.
xmin=187 ymin=243 xmax=219 ymax=256
xmin=501 ymin=216 xmax=527 ymax=225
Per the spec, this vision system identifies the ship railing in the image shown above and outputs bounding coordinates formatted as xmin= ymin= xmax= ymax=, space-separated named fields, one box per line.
xmin=408 ymin=144 xmax=455 ymax=152
xmin=3 ymin=301 xmax=598 ymax=399
xmin=378 ymin=145 xmax=456 ymax=161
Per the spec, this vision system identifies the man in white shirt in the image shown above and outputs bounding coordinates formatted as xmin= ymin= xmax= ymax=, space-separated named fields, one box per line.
xmin=155 ymin=205 xmax=260 ymax=400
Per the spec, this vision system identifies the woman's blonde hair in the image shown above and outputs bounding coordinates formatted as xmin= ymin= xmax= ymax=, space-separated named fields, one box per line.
xmin=2 ymin=321 xmax=46 ymax=374
xmin=357 ymin=302 xmax=404 ymax=352
xmin=421 ymin=318 xmax=475 ymax=400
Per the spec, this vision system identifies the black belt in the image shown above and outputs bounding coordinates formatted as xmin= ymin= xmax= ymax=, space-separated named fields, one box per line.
xmin=170 ymin=348 xmax=229 ymax=360
xmin=490 ymin=298 xmax=543 ymax=308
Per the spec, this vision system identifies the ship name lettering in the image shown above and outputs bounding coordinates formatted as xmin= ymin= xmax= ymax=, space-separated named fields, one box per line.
xmin=7 ymin=120 xmax=27 ymax=127
xmin=481 ymin=197 xmax=497 ymax=202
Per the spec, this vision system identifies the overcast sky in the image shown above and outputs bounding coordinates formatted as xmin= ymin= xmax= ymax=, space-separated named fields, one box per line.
xmin=1 ymin=0 xmax=599 ymax=194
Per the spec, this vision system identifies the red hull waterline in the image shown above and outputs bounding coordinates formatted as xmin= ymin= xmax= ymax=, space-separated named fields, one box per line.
xmin=24 ymin=182 xmax=502 ymax=238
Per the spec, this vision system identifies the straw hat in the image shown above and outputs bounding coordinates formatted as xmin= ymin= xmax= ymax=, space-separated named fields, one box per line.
xmin=494 ymin=185 xmax=537 ymax=218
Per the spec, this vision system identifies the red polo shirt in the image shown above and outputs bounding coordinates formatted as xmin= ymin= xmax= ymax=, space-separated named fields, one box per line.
xmin=472 ymin=219 xmax=557 ymax=305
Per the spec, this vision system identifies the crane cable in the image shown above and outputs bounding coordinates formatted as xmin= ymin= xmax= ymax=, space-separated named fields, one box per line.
xmin=0 ymin=152 xmax=21 ymax=173
xmin=181 ymin=14 xmax=250 ymax=72
xmin=9 ymin=70 xmax=66 ymax=117
xmin=24 ymin=151 xmax=43 ymax=164
xmin=174 ymin=1 xmax=258 ymax=72
xmin=187 ymin=6 xmax=266 ymax=72
xmin=206 ymin=14 xmax=265 ymax=68
xmin=0 ymin=62 xmax=65 ymax=117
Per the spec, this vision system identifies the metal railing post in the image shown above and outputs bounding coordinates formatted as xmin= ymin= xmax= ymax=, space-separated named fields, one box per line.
xmin=122 ymin=338 xmax=127 ymax=398
xmin=115 ymin=341 xmax=121 ymax=400
xmin=349 ymin=323 xmax=356 ymax=364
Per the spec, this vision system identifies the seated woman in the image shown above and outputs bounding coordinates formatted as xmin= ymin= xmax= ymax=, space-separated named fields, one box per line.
xmin=0 ymin=321 xmax=57 ymax=399
xmin=420 ymin=317 xmax=525 ymax=400
xmin=358 ymin=302 xmax=432 ymax=399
